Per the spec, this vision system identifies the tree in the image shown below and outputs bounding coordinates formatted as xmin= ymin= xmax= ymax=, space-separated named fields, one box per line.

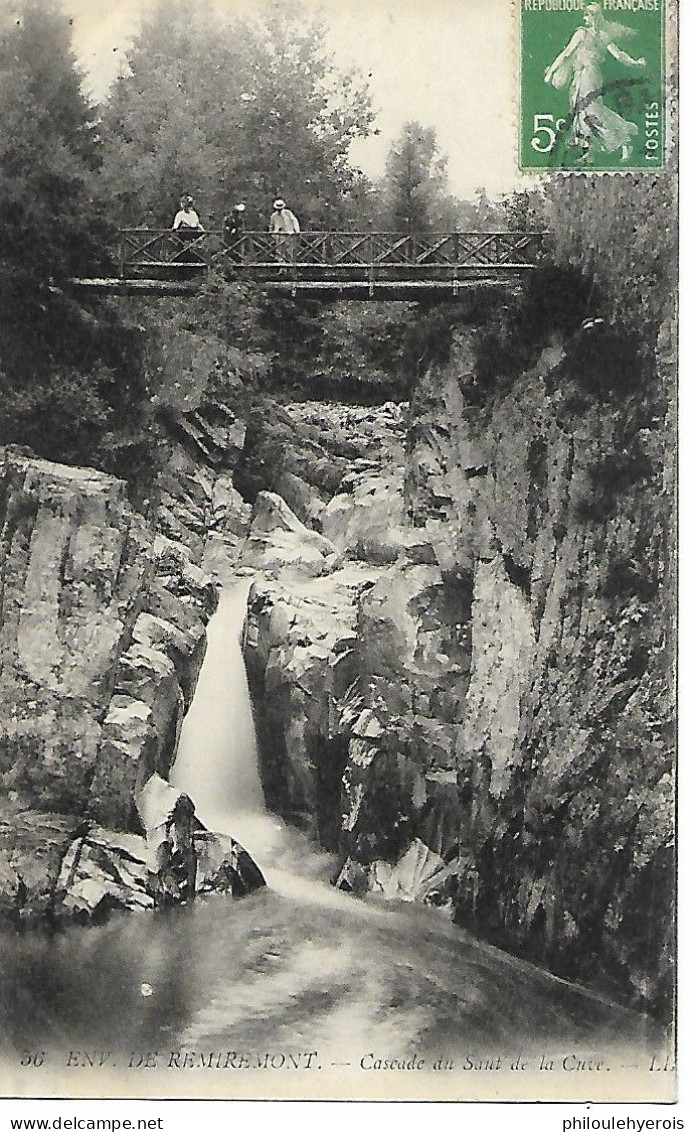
xmin=377 ymin=121 xmax=460 ymax=233
xmin=98 ymin=1 xmax=375 ymax=230
xmin=0 ymin=1 xmax=149 ymax=474
xmin=313 ymin=301 xmax=416 ymax=401
xmin=0 ymin=0 xmax=106 ymax=329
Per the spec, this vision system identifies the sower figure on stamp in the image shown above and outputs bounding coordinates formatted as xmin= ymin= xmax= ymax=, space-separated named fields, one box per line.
xmin=269 ymin=198 xmax=300 ymax=266
xmin=544 ymin=2 xmax=645 ymax=164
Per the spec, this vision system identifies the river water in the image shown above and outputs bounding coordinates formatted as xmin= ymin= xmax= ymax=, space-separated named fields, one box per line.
xmin=0 ymin=584 xmax=669 ymax=1100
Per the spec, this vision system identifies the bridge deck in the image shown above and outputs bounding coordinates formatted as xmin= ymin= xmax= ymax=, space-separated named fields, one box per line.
xmin=73 ymin=229 xmax=545 ymax=299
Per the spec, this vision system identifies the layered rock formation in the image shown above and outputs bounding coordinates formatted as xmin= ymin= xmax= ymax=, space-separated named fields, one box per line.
xmin=0 ymin=446 xmax=262 ymax=922
xmin=0 ymin=448 xmax=212 ymax=827
xmin=243 ymin=328 xmax=674 ymax=1015
xmin=241 ymin=401 xmax=447 ymax=851
xmin=155 ymin=402 xmax=252 ymax=575
xmin=404 ymin=324 xmax=674 ymax=1014
xmin=242 ymin=399 xmax=474 ymax=865
xmin=245 ymin=564 xmax=376 ymax=846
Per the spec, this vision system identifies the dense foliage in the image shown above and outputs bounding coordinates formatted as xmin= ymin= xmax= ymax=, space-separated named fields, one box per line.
xmin=0 ymin=2 xmax=151 ymax=473
xmin=0 ymin=0 xmax=467 ymax=469
xmin=0 ymin=0 xmax=374 ymax=473
xmin=545 ymin=173 xmax=676 ymax=339
xmin=375 ymin=121 xmax=461 ymax=233
xmin=98 ymin=0 xmax=374 ymax=230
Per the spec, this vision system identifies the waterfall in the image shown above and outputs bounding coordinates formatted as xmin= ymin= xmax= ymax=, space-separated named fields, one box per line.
xmin=171 ymin=582 xmax=265 ymax=830
xmin=170 ymin=578 xmax=340 ymax=894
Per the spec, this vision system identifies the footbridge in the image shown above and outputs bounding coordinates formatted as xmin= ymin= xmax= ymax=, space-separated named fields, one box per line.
xmin=73 ymin=229 xmax=546 ymax=299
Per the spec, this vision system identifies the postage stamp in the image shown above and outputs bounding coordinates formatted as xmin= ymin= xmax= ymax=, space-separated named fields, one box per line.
xmin=519 ymin=0 xmax=666 ymax=172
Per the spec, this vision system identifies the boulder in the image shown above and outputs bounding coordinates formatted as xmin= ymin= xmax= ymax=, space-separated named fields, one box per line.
xmin=337 ymin=840 xmax=454 ymax=909
xmin=210 ymin=471 xmax=252 ymax=539
xmin=273 ymin=470 xmax=325 ymax=529
xmin=0 ymin=807 xmax=81 ymax=924
xmin=368 ymin=839 xmax=447 ymax=903
xmin=240 ymin=491 xmax=340 ymax=577
xmin=320 ymin=473 xmax=406 ymax=563
xmin=135 ymin=774 xmax=197 ymax=904
xmin=334 ymin=856 xmax=369 ymax=897
xmin=54 ymin=827 xmax=155 ymax=923
xmin=194 ymin=830 xmax=265 ymax=896
xmin=135 ymin=776 xmax=266 ymax=902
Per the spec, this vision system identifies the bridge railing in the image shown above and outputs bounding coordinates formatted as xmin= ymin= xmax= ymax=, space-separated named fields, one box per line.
xmin=118 ymin=229 xmax=546 ymax=277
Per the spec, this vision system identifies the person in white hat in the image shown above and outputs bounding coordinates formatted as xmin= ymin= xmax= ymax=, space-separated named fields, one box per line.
xmin=269 ymin=198 xmax=300 ymax=264
xmin=223 ymin=203 xmax=247 ymax=260
xmin=223 ymin=202 xmax=246 ymax=239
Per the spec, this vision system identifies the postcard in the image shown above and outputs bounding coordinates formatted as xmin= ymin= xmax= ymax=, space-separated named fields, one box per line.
xmin=0 ymin=0 xmax=677 ymax=1105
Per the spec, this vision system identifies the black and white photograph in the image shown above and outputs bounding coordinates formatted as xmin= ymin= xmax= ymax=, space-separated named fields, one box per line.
xmin=0 ymin=0 xmax=678 ymax=1108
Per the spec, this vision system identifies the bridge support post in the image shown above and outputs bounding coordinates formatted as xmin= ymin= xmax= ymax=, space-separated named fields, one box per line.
xmin=453 ymin=232 xmax=463 ymax=296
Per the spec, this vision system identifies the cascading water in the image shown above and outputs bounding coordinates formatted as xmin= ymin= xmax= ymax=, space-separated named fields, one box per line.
xmin=171 ymin=582 xmax=264 ymax=827
xmin=0 ymin=576 xmax=665 ymax=1096
xmin=170 ymin=580 xmax=339 ymax=896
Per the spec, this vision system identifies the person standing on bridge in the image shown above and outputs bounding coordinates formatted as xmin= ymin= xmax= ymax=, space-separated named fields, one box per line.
xmin=223 ymin=203 xmax=246 ymax=242
xmin=172 ymin=195 xmax=204 ymax=235
xmin=223 ymin=203 xmax=247 ymax=262
xmin=269 ymin=199 xmax=300 ymax=265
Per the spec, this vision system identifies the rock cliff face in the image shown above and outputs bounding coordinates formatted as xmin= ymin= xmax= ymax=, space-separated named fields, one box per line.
xmin=0 ymin=448 xmax=212 ymax=828
xmin=0 ymin=445 xmax=262 ymax=922
xmin=243 ymin=326 xmax=674 ymax=1015
xmin=406 ymin=326 xmax=674 ymax=1013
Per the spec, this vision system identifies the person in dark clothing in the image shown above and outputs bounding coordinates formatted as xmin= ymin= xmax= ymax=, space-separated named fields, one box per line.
xmin=222 ymin=203 xmax=247 ymax=262
xmin=223 ymin=203 xmax=246 ymax=240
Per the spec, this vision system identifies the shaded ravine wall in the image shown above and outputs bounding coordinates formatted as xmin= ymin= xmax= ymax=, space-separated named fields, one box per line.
xmin=244 ymin=326 xmax=675 ymax=1016
xmin=0 ymin=437 xmax=264 ymax=923
xmin=405 ymin=325 xmax=675 ymax=1015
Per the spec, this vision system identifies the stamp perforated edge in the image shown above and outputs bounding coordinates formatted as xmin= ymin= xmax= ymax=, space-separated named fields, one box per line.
xmin=513 ymin=0 xmax=677 ymax=178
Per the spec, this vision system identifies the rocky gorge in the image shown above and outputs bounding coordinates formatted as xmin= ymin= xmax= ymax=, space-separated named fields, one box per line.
xmin=0 ymin=312 xmax=674 ymax=1020
xmin=0 ymin=442 xmax=264 ymax=924
xmin=240 ymin=320 xmax=674 ymax=1018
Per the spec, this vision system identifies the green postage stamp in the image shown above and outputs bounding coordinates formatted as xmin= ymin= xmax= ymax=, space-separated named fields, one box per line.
xmin=519 ymin=0 xmax=666 ymax=171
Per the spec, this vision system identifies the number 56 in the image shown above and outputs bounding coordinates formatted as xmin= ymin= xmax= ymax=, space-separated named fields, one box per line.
xmin=531 ymin=114 xmax=567 ymax=153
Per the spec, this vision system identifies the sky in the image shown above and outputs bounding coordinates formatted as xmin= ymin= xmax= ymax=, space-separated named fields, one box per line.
xmin=61 ymin=0 xmax=524 ymax=200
